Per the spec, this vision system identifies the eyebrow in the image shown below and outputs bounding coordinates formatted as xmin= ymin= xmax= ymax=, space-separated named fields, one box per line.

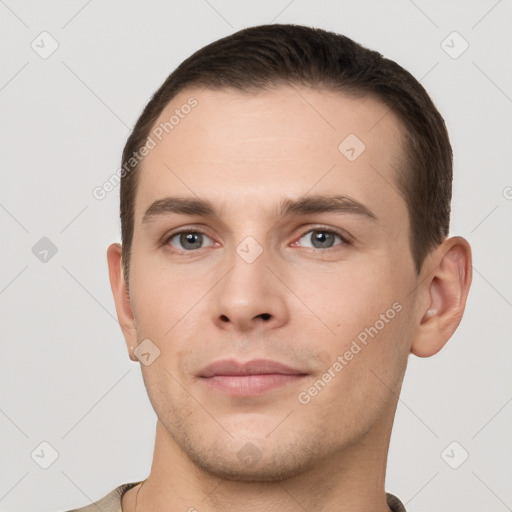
xmin=141 ymin=194 xmax=378 ymax=224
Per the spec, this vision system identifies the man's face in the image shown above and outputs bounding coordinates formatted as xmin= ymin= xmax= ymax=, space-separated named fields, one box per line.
xmin=126 ymin=86 xmax=421 ymax=480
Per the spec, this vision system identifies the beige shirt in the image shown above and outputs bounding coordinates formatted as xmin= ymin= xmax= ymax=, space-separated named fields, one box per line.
xmin=66 ymin=481 xmax=407 ymax=511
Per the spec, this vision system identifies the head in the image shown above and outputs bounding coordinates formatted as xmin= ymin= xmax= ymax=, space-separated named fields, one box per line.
xmin=108 ymin=24 xmax=471 ymax=482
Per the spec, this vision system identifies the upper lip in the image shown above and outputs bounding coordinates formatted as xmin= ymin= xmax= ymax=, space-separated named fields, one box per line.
xmin=199 ymin=359 xmax=307 ymax=377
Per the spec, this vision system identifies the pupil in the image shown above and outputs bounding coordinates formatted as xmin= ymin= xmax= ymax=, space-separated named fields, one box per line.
xmin=181 ymin=232 xmax=202 ymax=249
xmin=313 ymin=231 xmax=333 ymax=248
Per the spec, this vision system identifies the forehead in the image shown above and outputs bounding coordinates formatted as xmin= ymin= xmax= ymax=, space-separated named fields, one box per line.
xmin=134 ymin=85 xmax=407 ymax=226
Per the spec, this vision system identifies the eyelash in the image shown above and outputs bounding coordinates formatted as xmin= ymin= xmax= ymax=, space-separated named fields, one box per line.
xmin=162 ymin=226 xmax=353 ymax=253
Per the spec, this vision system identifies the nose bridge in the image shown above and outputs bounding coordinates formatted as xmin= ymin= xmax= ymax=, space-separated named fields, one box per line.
xmin=212 ymin=232 xmax=289 ymax=331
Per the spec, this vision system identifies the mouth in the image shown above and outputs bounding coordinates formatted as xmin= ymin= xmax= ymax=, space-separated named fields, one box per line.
xmin=198 ymin=359 xmax=308 ymax=396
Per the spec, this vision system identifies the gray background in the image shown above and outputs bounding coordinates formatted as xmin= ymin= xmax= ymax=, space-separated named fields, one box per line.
xmin=1 ymin=1 xmax=511 ymax=511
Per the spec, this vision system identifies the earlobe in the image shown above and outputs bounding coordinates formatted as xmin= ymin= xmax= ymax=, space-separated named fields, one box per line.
xmin=106 ymin=243 xmax=138 ymax=361
xmin=410 ymin=236 xmax=472 ymax=358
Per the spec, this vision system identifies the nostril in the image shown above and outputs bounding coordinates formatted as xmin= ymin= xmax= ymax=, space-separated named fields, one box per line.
xmin=220 ymin=314 xmax=229 ymax=322
xmin=258 ymin=313 xmax=271 ymax=321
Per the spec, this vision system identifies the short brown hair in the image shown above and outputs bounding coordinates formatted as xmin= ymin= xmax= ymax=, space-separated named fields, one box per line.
xmin=120 ymin=24 xmax=452 ymax=285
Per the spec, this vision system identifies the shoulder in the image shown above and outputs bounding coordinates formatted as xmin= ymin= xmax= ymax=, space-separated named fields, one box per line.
xmin=64 ymin=481 xmax=142 ymax=512
xmin=386 ymin=492 xmax=407 ymax=512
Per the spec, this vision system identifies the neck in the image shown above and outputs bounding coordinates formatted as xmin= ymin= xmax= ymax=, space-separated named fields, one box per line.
xmin=124 ymin=407 xmax=396 ymax=512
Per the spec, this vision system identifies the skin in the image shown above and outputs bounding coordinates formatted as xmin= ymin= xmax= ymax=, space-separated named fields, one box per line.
xmin=107 ymin=85 xmax=472 ymax=511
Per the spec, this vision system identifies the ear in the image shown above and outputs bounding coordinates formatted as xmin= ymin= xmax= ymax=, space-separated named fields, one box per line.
xmin=107 ymin=243 xmax=138 ymax=361
xmin=410 ymin=236 xmax=472 ymax=357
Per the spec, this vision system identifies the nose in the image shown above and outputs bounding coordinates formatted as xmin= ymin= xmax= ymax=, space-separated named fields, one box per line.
xmin=211 ymin=248 xmax=290 ymax=333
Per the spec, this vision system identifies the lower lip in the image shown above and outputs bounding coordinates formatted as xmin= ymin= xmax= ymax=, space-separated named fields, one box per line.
xmin=201 ymin=374 xmax=306 ymax=396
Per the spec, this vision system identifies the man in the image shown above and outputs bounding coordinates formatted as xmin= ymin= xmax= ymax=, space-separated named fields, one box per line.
xmin=67 ymin=24 xmax=472 ymax=512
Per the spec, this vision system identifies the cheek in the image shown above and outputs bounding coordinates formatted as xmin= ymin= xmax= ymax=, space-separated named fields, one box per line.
xmin=138 ymin=344 xmax=197 ymax=416
xmin=294 ymin=262 xmax=410 ymax=384
xmin=130 ymin=256 xmax=209 ymax=338
xmin=293 ymin=263 xmax=397 ymax=337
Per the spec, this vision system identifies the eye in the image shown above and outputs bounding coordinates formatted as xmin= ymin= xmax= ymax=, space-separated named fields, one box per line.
xmin=295 ymin=229 xmax=350 ymax=250
xmin=166 ymin=231 xmax=215 ymax=251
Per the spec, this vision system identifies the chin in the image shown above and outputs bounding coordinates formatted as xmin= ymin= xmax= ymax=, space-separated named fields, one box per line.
xmin=189 ymin=451 xmax=311 ymax=482
xmin=179 ymin=434 xmax=315 ymax=482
